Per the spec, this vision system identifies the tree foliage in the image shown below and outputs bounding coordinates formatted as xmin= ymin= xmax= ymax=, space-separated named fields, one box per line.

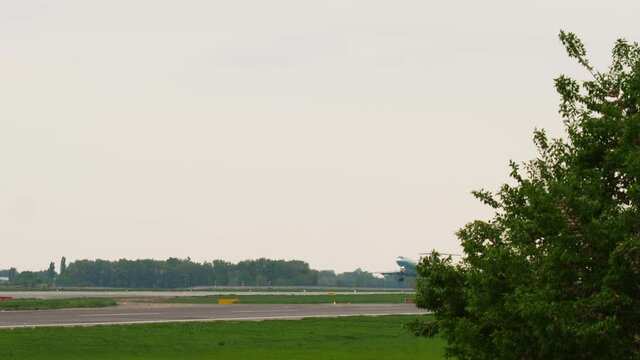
xmin=47 ymin=262 xmax=56 ymax=281
xmin=60 ymin=256 xmax=67 ymax=274
xmin=410 ymin=32 xmax=640 ymax=359
xmin=2 ymin=258 xmax=389 ymax=289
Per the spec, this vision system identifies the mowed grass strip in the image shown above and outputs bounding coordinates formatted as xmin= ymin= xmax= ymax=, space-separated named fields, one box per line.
xmin=0 ymin=315 xmax=444 ymax=360
xmin=0 ymin=298 xmax=117 ymax=311
xmin=162 ymin=293 xmax=413 ymax=304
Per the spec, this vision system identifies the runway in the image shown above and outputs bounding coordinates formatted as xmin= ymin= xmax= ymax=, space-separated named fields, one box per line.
xmin=0 ymin=303 xmax=427 ymax=328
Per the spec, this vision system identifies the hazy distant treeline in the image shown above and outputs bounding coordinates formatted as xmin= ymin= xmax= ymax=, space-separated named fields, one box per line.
xmin=0 ymin=258 xmax=397 ymax=289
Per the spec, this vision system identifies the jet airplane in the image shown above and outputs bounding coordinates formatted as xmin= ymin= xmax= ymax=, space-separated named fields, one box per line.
xmin=379 ymin=256 xmax=418 ymax=282
xmin=377 ymin=253 xmax=462 ymax=282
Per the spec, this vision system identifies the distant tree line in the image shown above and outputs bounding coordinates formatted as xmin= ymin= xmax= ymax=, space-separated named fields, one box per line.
xmin=0 ymin=257 xmax=406 ymax=289
xmin=0 ymin=265 xmax=55 ymax=288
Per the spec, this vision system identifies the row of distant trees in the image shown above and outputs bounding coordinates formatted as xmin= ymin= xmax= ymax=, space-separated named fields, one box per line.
xmin=0 ymin=257 xmax=401 ymax=289
xmin=0 ymin=262 xmax=57 ymax=288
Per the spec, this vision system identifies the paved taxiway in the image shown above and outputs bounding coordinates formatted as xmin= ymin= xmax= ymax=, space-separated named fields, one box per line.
xmin=0 ymin=303 xmax=427 ymax=328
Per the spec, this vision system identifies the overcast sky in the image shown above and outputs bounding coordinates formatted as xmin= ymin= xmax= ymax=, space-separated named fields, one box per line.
xmin=2 ymin=0 xmax=639 ymax=273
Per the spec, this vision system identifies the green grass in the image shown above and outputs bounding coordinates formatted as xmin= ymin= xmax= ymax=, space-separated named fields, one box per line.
xmin=160 ymin=293 xmax=413 ymax=304
xmin=0 ymin=298 xmax=117 ymax=311
xmin=0 ymin=315 xmax=444 ymax=359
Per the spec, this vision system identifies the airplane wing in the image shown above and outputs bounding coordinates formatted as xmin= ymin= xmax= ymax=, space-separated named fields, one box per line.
xmin=376 ymin=270 xmax=412 ymax=282
xmin=379 ymin=271 xmax=403 ymax=276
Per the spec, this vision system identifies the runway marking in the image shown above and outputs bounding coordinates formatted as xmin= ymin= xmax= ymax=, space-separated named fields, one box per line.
xmin=78 ymin=313 xmax=163 ymax=317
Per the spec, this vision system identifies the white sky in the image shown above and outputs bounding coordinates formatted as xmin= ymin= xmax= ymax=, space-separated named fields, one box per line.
xmin=2 ymin=0 xmax=639 ymax=273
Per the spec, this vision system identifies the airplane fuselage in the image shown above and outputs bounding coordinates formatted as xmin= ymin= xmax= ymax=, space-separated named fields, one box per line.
xmin=395 ymin=256 xmax=417 ymax=271
xmin=378 ymin=256 xmax=419 ymax=282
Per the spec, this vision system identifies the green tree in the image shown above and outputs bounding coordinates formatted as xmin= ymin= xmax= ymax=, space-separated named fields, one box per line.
xmin=60 ymin=256 xmax=67 ymax=274
xmin=47 ymin=262 xmax=56 ymax=282
xmin=14 ymin=271 xmax=46 ymax=288
xmin=409 ymin=32 xmax=640 ymax=359
xmin=7 ymin=267 xmax=17 ymax=281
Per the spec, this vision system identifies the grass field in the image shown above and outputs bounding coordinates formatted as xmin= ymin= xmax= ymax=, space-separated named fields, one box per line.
xmin=0 ymin=315 xmax=443 ymax=360
xmin=160 ymin=293 xmax=413 ymax=304
xmin=0 ymin=298 xmax=117 ymax=311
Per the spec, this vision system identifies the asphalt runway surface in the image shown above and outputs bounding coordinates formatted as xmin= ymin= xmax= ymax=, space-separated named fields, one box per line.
xmin=0 ymin=303 xmax=427 ymax=328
